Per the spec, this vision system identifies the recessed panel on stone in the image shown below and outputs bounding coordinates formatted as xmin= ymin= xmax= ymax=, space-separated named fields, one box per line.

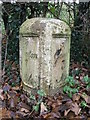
xmin=19 ymin=18 xmax=71 ymax=95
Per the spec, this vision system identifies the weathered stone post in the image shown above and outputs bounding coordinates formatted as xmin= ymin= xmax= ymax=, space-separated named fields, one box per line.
xmin=19 ymin=18 xmax=71 ymax=95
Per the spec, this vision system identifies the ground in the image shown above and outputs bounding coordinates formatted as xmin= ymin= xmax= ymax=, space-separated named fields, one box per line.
xmin=0 ymin=35 xmax=90 ymax=120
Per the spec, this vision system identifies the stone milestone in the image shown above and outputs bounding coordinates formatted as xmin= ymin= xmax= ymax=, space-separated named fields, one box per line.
xmin=19 ymin=18 xmax=71 ymax=95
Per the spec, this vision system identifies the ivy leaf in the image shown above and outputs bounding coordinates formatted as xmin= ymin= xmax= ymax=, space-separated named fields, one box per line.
xmin=72 ymin=88 xmax=78 ymax=94
xmin=63 ymin=86 xmax=71 ymax=93
xmin=83 ymin=75 xmax=89 ymax=84
xmin=30 ymin=94 xmax=36 ymax=100
xmin=80 ymin=101 xmax=87 ymax=109
xmin=50 ymin=7 xmax=55 ymax=14
xmin=68 ymin=93 xmax=72 ymax=98
xmin=33 ymin=104 xmax=39 ymax=112
xmin=48 ymin=3 xmax=55 ymax=14
xmin=37 ymin=90 xmax=46 ymax=97
xmin=86 ymin=83 xmax=90 ymax=90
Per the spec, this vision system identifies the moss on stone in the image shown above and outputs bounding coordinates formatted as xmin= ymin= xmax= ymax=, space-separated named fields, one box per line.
xmin=20 ymin=18 xmax=71 ymax=35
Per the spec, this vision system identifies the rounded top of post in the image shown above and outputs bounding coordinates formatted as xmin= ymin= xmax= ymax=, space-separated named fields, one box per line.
xmin=20 ymin=18 xmax=71 ymax=36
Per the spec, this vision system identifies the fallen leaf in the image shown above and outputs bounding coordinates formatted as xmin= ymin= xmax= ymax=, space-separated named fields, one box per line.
xmin=12 ymin=86 xmax=20 ymax=91
xmin=20 ymin=108 xmax=30 ymax=113
xmin=47 ymin=101 xmax=52 ymax=106
xmin=65 ymin=110 xmax=75 ymax=119
xmin=0 ymin=108 xmax=2 ymax=118
xmin=9 ymin=98 xmax=15 ymax=109
xmin=72 ymin=93 xmax=80 ymax=101
xmin=2 ymin=108 xmax=11 ymax=118
xmin=71 ymin=102 xmax=81 ymax=115
xmin=7 ymin=93 xmax=11 ymax=99
xmin=47 ymin=96 xmax=55 ymax=103
xmin=10 ymin=111 xmax=16 ymax=118
xmin=16 ymin=111 xmax=28 ymax=118
xmin=43 ymin=112 xmax=60 ymax=119
xmin=62 ymin=95 xmax=71 ymax=102
xmin=80 ymin=93 xmax=90 ymax=104
xmin=52 ymin=106 xmax=60 ymax=112
xmin=40 ymin=102 xmax=48 ymax=115
xmin=50 ymin=112 xmax=60 ymax=118
xmin=64 ymin=109 xmax=71 ymax=116
xmin=20 ymin=94 xmax=28 ymax=102
xmin=56 ymin=99 xmax=62 ymax=105
xmin=52 ymin=102 xmax=58 ymax=109
xmin=12 ymin=62 xmax=16 ymax=68
xmin=18 ymin=102 xmax=30 ymax=111
xmin=8 ymin=90 xmax=17 ymax=97
xmin=0 ymin=89 xmax=4 ymax=100
xmin=59 ymin=104 xmax=70 ymax=113
xmin=3 ymin=83 xmax=10 ymax=92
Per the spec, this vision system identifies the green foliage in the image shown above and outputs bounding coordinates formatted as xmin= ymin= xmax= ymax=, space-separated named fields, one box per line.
xmin=63 ymin=75 xmax=90 ymax=99
xmin=65 ymin=76 xmax=79 ymax=87
xmin=11 ymin=82 xmax=15 ymax=87
xmin=63 ymin=76 xmax=79 ymax=98
xmin=33 ymin=103 xmax=40 ymax=112
xmin=65 ymin=76 xmax=76 ymax=87
xmin=30 ymin=94 xmax=36 ymax=100
xmin=71 ymin=68 xmax=81 ymax=76
xmin=86 ymin=83 xmax=90 ymax=90
xmin=83 ymin=75 xmax=90 ymax=90
xmin=83 ymin=75 xmax=90 ymax=84
xmin=1 ymin=20 xmax=5 ymax=34
xmin=30 ymin=89 xmax=46 ymax=112
xmin=48 ymin=3 xmax=55 ymax=14
xmin=63 ymin=85 xmax=78 ymax=98
xmin=80 ymin=101 xmax=87 ymax=109
xmin=37 ymin=89 xmax=46 ymax=97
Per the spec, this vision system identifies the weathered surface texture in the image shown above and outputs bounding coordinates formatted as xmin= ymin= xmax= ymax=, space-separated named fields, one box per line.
xmin=0 ymin=3 xmax=2 ymax=118
xmin=19 ymin=18 xmax=71 ymax=95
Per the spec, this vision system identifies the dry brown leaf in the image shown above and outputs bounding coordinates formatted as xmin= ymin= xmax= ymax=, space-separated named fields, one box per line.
xmin=9 ymin=98 xmax=15 ymax=108
xmin=3 ymin=83 xmax=11 ymax=92
xmin=43 ymin=112 xmax=60 ymax=119
xmin=0 ymin=108 xmax=2 ymax=118
xmin=64 ymin=109 xmax=71 ymax=116
xmin=52 ymin=102 xmax=58 ymax=109
xmin=67 ymin=111 xmax=75 ymax=119
xmin=20 ymin=108 xmax=30 ymax=113
xmin=16 ymin=111 xmax=28 ymax=117
xmin=80 ymin=94 xmax=90 ymax=104
xmin=8 ymin=90 xmax=17 ymax=97
xmin=12 ymin=62 xmax=16 ymax=68
xmin=59 ymin=104 xmax=70 ymax=113
xmin=87 ymin=117 xmax=90 ymax=120
xmin=12 ymin=86 xmax=20 ymax=91
xmin=40 ymin=102 xmax=48 ymax=115
xmin=71 ymin=102 xmax=81 ymax=115
xmin=64 ymin=101 xmax=81 ymax=116
xmin=42 ymin=113 xmax=52 ymax=119
xmin=56 ymin=99 xmax=62 ymax=105
xmin=47 ymin=96 xmax=55 ymax=102
xmin=18 ymin=102 xmax=30 ymax=111
xmin=0 ymin=89 xmax=4 ymax=100
xmin=50 ymin=112 xmax=60 ymax=118
xmin=10 ymin=111 xmax=16 ymax=118
xmin=62 ymin=96 xmax=71 ymax=102
xmin=72 ymin=94 xmax=80 ymax=101
xmin=7 ymin=94 xmax=11 ymax=99
xmin=52 ymin=106 xmax=60 ymax=112
xmin=2 ymin=108 xmax=11 ymax=118
xmin=47 ymin=101 xmax=52 ymax=106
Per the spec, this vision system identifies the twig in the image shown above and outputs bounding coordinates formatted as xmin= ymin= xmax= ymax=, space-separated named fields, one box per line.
xmin=2 ymin=35 xmax=8 ymax=77
xmin=47 ymin=8 xmax=70 ymax=27
xmin=28 ymin=109 xmax=35 ymax=117
xmin=2 ymin=6 xmax=10 ymax=16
